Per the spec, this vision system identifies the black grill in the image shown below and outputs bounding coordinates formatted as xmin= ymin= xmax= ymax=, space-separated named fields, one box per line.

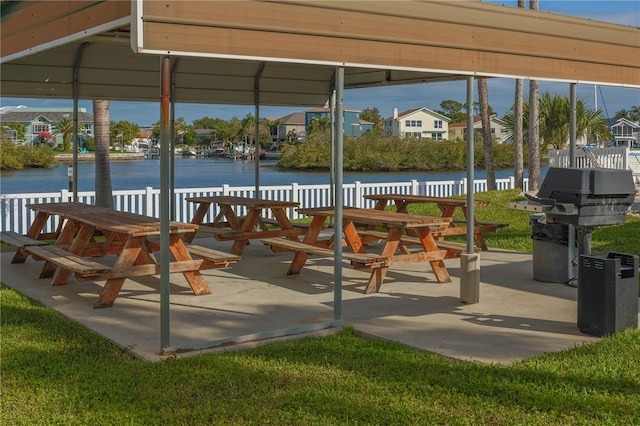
xmin=514 ymin=167 xmax=636 ymax=256
xmin=529 ymin=168 xmax=636 ymax=227
xmin=514 ymin=167 xmax=637 ymax=335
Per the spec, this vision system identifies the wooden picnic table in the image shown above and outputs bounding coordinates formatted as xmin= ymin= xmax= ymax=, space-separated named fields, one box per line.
xmin=363 ymin=194 xmax=507 ymax=251
xmin=263 ymin=206 xmax=452 ymax=294
xmin=184 ymin=195 xmax=307 ymax=255
xmin=14 ymin=202 xmax=238 ymax=308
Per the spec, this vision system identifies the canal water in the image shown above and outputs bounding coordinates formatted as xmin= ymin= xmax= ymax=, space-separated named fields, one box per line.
xmin=0 ymin=156 xmax=545 ymax=194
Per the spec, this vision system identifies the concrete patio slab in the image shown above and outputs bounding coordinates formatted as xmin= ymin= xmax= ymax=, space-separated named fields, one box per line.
xmin=2 ymin=236 xmax=638 ymax=364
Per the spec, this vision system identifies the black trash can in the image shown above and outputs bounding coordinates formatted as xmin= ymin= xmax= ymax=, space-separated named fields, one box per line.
xmin=578 ymin=252 xmax=639 ymax=337
xmin=530 ymin=213 xmax=573 ymax=283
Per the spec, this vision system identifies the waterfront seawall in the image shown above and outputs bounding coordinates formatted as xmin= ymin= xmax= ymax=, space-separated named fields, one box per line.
xmin=54 ymin=153 xmax=145 ymax=162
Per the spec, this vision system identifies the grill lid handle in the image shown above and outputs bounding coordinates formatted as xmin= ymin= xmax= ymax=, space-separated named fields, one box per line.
xmin=523 ymin=192 xmax=567 ymax=212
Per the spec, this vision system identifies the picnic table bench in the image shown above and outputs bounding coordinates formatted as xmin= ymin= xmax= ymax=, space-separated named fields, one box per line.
xmin=13 ymin=202 xmax=238 ymax=308
xmin=265 ymin=206 xmax=452 ymax=294
xmin=184 ymin=195 xmax=307 ymax=255
xmin=185 ymin=244 xmax=240 ymax=268
xmin=356 ymin=229 xmax=480 ymax=258
xmin=262 ymin=237 xmax=390 ymax=270
xmin=363 ymin=194 xmax=508 ymax=251
xmin=1 ymin=230 xmax=48 ymax=249
xmin=1 ymin=230 xmax=113 ymax=279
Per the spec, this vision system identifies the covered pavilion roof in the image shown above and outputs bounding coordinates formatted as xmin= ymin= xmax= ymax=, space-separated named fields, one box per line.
xmin=2 ymin=1 xmax=638 ymax=106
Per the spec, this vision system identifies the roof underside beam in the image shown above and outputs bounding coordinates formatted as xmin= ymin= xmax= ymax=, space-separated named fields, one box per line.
xmin=1 ymin=1 xmax=638 ymax=106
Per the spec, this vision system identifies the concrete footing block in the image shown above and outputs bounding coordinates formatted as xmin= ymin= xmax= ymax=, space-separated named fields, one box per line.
xmin=460 ymin=253 xmax=480 ymax=304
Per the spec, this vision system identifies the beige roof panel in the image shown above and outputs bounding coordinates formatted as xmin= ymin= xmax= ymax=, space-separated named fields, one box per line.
xmin=2 ymin=1 xmax=638 ymax=106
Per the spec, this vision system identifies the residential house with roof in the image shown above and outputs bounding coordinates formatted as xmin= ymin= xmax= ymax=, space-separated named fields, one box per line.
xmin=193 ymin=128 xmax=217 ymax=143
xmin=277 ymin=112 xmax=306 ymax=143
xmin=448 ymin=115 xmax=509 ymax=144
xmin=611 ymin=118 xmax=639 ymax=148
xmin=305 ymin=106 xmax=373 ymax=137
xmin=0 ymin=106 xmax=93 ymax=146
xmin=384 ymin=107 xmax=450 ymax=140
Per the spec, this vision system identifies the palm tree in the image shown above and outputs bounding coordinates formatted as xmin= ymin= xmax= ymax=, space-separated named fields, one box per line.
xmin=175 ymin=117 xmax=189 ymax=145
xmin=52 ymin=116 xmax=74 ymax=152
xmin=309 ymin=115 xmax=331 ymax=134
xmin=504 ymin=92 xmax=610 ymax=149
xmin=478 ymin=77 xmax=496 ymax=190
xmin=513 ymin=0 xmax=526 ymax=189
xmin=538 ymin=93 xmax=612 ymax=149
xmin=528 ymin=0 xmax=541 ymax=191
xmin=577 ymin=103 xmax=611 ymax=145
xmin=93 ymin=100 xmax=113 ymax=209
xmin=238 ymin=113 xmax=255 ymax=143
xmin=263 ymin=118 xmax=284 ymax=144
xmin=538 ymin=92 xmax=569 ymax=149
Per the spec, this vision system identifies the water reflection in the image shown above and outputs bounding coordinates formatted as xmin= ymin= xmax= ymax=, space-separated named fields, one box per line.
xmin=0 ymin=157 xmax=545 ymax=194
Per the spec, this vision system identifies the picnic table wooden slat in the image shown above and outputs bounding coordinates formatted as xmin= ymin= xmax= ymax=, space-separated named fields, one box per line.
xmin=21 ymin=202 xmax=217 ymax=308
xmin=184 ymin=195 xmax=304 ymax=254
xmin=276 ymin=206 xmax=451 ymax=293
xmin=361 ymin=194 xmax=507 ymax=251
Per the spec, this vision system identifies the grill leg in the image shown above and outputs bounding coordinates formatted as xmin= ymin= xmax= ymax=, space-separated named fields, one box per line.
xmin=577 ymin=226 xmax=593 ymax=256
xmin=573 ymin=226 xmax=594 ymax=288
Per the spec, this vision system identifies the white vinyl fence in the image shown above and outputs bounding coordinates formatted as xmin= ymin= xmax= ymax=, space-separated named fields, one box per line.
xmin=548 ymin=147 xmax=628 ymax=170
xmin=1 ymin=177 xmax=529 ymax=235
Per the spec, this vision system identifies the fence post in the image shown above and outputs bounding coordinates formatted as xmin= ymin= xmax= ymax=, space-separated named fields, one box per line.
xmin=291 ymin=182 xmax=299 ymax=219
xmin=623 ymin=147 xmax=629 ymax=170
xmin=459 ymin=179 xmax=467 ymax=195
xmin=354 ymin=181 xmax=362 ymax=208
xmin=411 ymin=179 xmax=419 ymax=195
xmin=145 ymin=187 xmax=153 ymax=216
xmin=222 ymin=184 xmax=230 ymax=196
xmin=60 ymin=189 xmax=70 ymax=202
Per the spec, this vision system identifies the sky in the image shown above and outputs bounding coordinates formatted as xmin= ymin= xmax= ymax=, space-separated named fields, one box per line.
xmin=1 ymin=0 xmax=639 ymax=127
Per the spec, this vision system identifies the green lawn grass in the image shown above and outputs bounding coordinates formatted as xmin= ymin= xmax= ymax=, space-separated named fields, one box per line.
xmin=2 ymin=286 xmax=639 ymax=425
xmin=2 ymin=188 xmax=640 ymax=424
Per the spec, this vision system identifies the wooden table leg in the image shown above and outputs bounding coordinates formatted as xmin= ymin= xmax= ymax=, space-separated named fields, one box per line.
xmin=168 ymin=236 xmax=211 ymax=296
xmin=12 ymin=212 xmax=50 ymax=263
xmin=49 ymin=222 xmax=95 ymax=285
xmin=373 ymin=199 xmax=387 ymax=211
xmin=95 ymin=236 xmax=143 ymax=308
xmin=393 ymin=200 xmax=410 ymax=213
xmin=459 ymin=207 xmax=488 ymax=251
xmin=475 ymin=233 xmax=488 ymax=251
xmin=343 ymin=222 xmax=364 ymax=253
xmin=39 ymin=219 xmax=81 ymax=278
xmin=414 ymin=227 xmax=451 ymax=283
xmin=363 ymin=226 xmax=402 ymax=294
xmin=271 ymin=208 xmax=301 ymax=242
xmin=288 ymin=215 xmax=326 ymax=275
xmin=230 ymin=208 xmax=259 ymax=255
xmin=183 ymin=203 xmax=211 ymax=243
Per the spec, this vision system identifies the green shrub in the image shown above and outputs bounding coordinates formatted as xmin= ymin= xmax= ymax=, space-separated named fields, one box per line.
xmin=0 ymin=141 xmax=55 ymax=170
xmin=0 ymin=140 xmax=22 ymax=170
xmin=278 ymin=135 xmax=517 ymax=172
xmin=83 ymin=137 xmax=95 ymax=151
xmin=277 ymin=135 xmax=330 ymax=169
xmin=18 ymin=143 xmax=55 ymax=168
